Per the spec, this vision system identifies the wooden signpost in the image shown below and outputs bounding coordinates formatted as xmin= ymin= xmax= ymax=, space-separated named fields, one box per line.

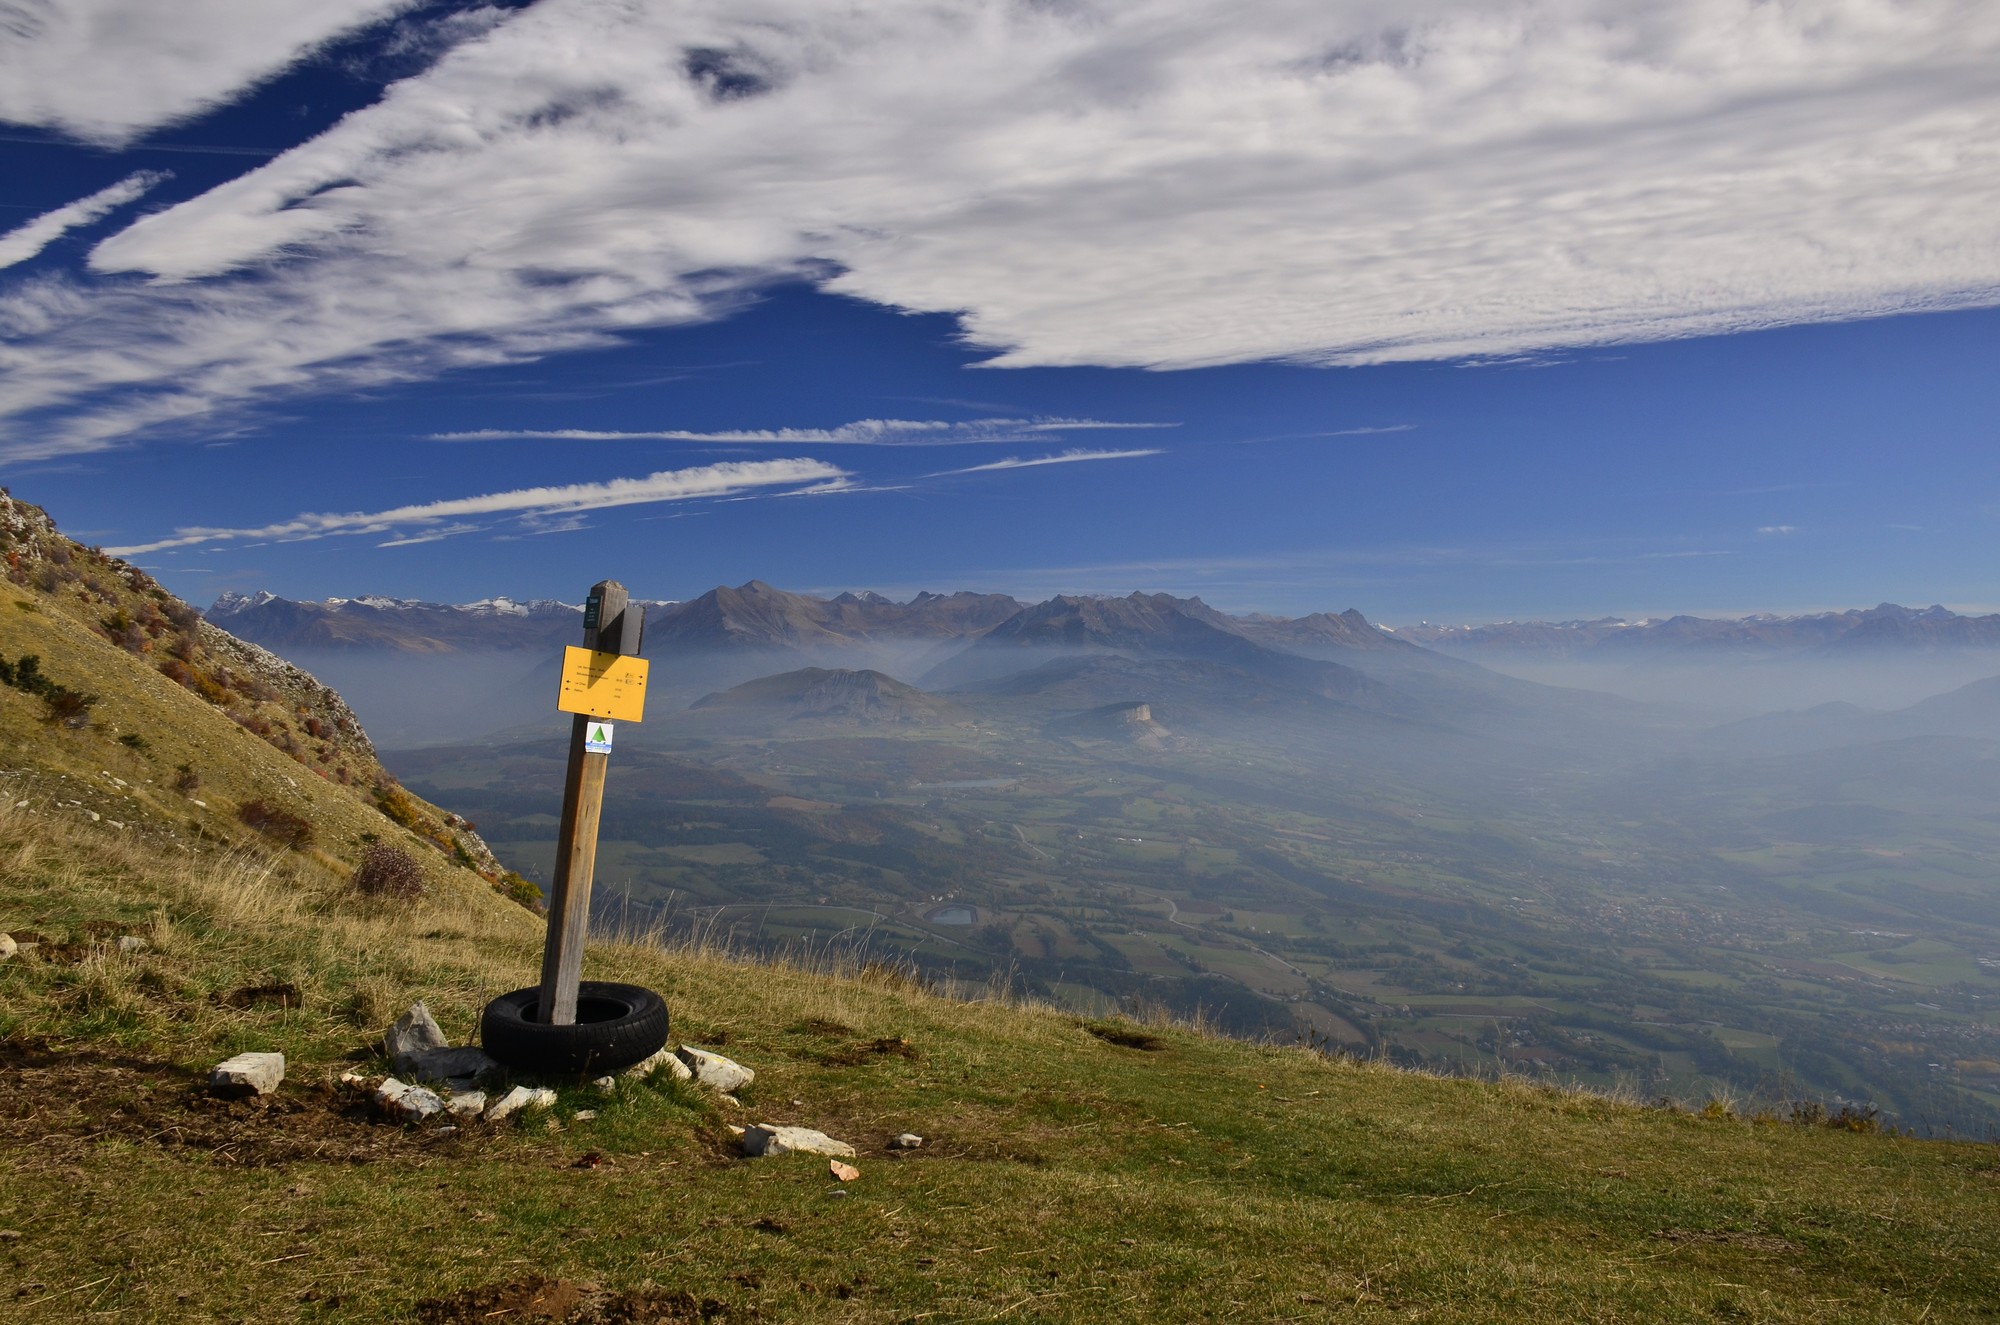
xmin=538 ymin=580 xmax=650 ymax=1026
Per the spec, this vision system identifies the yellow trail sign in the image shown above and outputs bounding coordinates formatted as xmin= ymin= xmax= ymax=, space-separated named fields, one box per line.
xmin=556 ymin=646 xmax=650 ymax=722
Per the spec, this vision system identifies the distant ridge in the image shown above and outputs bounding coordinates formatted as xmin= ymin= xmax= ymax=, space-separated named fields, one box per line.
xmin=214 ymin=582 xmax=1021 ymax=656
xmin=209 ymin=591 xmax=588 ymax=653
xmin=691 ymin=666 xmax=958 ymax=724
xmin=1393 ymin=603 xmax=2000 ymax=658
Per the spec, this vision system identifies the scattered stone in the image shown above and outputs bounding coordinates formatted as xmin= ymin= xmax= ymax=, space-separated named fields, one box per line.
xmin=375 ymin=1076 xmax=445 ymax=1122
xmin=446 ymin=1091 xmax=488 ymax=1120
xmin=830 ymin=1160 xmax=860 ymax=1182
xmin=573 ymin=1109 xmax=598 ymax=1121
xmin=115 ymin=935 xmax=147 ymax=954
xmin=400 ymin=1045 xmax=501 ymax=1084
xmin=623 ymin=1046 xmax=693 ymax=1082
xmin=726 ymin=1125 xmax=747 ymax=1137
xmin=0 ymin=1230 xmax=20 ymax=1242
xmin=337 ymin=1069 xmax=377 ymax=1090
xmin=0 ymin=934 xmax=15 ymax=961
xmin=888 ymin=1133 xmax=925 ymax=1150
xmin=719 ymin=1093 xmax=742 ymax=1108
xmin=677 ymin=1046 xmax=754 ymax=1092
xmin=386 ymin=1003 xmax=450 ymax=1069
xmin=210 ymin=1051 xmax=285 ymax=1097
xmin=740 ymin=1125 xmax=856 ymax=1159
xmin=484 ymin=1085 xmax=558 ymax=1123
xmin=827 ymin=1189 xmax=850 ymax=1199
xmin=592 ymin=1076 xmax=617 ymax=1094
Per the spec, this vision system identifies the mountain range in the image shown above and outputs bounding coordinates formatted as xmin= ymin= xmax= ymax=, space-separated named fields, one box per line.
xmin=1393 ymin=602 xmax=2000 ymax=658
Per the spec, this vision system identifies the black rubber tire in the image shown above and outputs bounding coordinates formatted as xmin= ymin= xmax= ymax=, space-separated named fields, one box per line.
xmin=480 ymin=981 xmax=669 ymax=1075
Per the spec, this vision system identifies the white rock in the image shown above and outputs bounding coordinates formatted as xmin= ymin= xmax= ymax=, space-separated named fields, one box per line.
xmin=0 ymin=934 xmax=15 ymax=961
xmin=677 ymin=1046 xmax=754 ymax=1092
xmin=625 ymin=1046 xmax=694 ymax=1082
xmin=374 ymin=1076 xmax=445 ymax=1122
xmin=889 ymin=1133 xmax=925 ymax=1150
xmin=386 ymin=1003 xmax=449 ymax=1065
xmin=483 ymin=1085 xmax=557 ymax=1123
xmin=446 ymin=1091 xmax=487 ymax=1120
xmin=592 ymin=1076 xmax=617 ymax=1094
xmin=740 ymin=1124 xmax=856 ymax=1159
xmin=573 ymin=1109 xmax=598 ymax=1121
xmin=115 ymin=935 xmax=147 ymax=954
xmin=211 ymin=1051 xmax=285 ymax=1097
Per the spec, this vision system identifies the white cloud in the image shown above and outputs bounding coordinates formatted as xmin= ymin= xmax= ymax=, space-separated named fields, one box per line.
xmin=428 ymin=416 xmax=1176 ymax=444
xmin=1756 ymin=525 xmax=1799 ymax=535
xmin=106 ymin=456 xmax=846 ymax=554
xmin=0 ymin=172 xmax=168 ymax=270
xmin=0 ymin=0 xmax=422 ymax=146
xmin=5 ymin=0 xmax=2000 ymax=455
xmin=931 ymin=447 xmax=1164 ymax=477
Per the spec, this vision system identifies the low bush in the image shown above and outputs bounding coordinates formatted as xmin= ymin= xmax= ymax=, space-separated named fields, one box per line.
xmin=373 ymin=785 xmax=424 ymax=831
xmin=352 ymin=844 xmax=426 ymax=899
xmin=236 ymin=800 xmax=314 ymax=848
xmin=2 ymin=651 xmax=98 ymax=727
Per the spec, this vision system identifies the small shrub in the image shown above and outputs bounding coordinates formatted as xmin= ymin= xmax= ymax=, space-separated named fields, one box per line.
xmin=373 ymin=785 xmax=423 ymax=831
xmin=352 ymin=844 xmax=426 ymax=899
xmin=173 ymin=763 xmax=200 ymax=795
xmin=117 ymin=732 xmax=149 ymax=751
xmin=497 ymin=871 xmax=545 ymax=913
xmin=41 ymin=687 xmax=96 ymax=727
xmin=237 ymin=800 xmax=314 ymax=848
xmin=163 ymin=600 xmax=200 ymax=634
xmin=159 ymin=657 xmax=232 ymax=705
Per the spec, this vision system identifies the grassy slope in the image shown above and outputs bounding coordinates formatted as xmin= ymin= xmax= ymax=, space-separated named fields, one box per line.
xmin=3 ymin=802 xmax=1998 ymax=1324
xmin=0 ymin=497 xmax=526 ymax=905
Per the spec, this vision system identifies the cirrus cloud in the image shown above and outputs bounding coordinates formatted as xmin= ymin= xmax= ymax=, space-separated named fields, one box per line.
xmin=0 ymin=0 xmax=423 ymax=146
xmin=427 ymin=416 xmax=1178 ymax=445
xmin=106 ymin=455 xmax=847 ymax=554
xmin=4 ymin=0 xmax=1999 ymax=458
xmin=0 ymin=171 xmax=168 ymax=270
xmin=929 ymin=447 xmax=1165 ymax=477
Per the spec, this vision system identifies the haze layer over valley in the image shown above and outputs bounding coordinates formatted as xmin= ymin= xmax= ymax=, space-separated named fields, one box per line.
xmin=216 ymin=583 xmax=2000 ymax=1134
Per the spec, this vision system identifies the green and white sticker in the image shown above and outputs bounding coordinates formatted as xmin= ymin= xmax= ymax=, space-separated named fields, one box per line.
xmin=584 ymin=722 xmax=614 ymax=754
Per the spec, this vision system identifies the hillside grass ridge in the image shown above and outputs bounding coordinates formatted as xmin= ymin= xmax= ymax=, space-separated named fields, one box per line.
xmin=4 ymin=801 xmax=1999 ymax=1322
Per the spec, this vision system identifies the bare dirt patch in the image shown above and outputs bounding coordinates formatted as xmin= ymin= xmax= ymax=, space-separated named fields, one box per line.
xmin=414 ymin=1275 xmax=727 ymax=1323
xmin=0 ymin=1037 xmax=469 ymax=1167
xmin=218 ymin=981 xmax=303 ymax=1009
xmin=1653 ymin=1228 xmax=1804 ymax=1255
xmin=1084 ymin=1022 xmax=1167 ymax=1051
xmin=819 ymin=1035 xmax=917 ymax=1067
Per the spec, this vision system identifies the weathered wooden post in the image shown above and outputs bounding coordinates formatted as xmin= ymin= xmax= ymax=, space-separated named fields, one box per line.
xmin=537 ymin=580 xmax=649 ymax=1025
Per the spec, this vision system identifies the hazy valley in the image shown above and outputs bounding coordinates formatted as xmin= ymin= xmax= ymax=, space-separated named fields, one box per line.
xmin=213 ymin=582 xmax=2000 ymax=1135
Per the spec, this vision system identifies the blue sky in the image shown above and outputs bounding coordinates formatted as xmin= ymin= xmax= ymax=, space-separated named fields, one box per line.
xmin=2 ymin=0 xmax=1997 ymax=623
